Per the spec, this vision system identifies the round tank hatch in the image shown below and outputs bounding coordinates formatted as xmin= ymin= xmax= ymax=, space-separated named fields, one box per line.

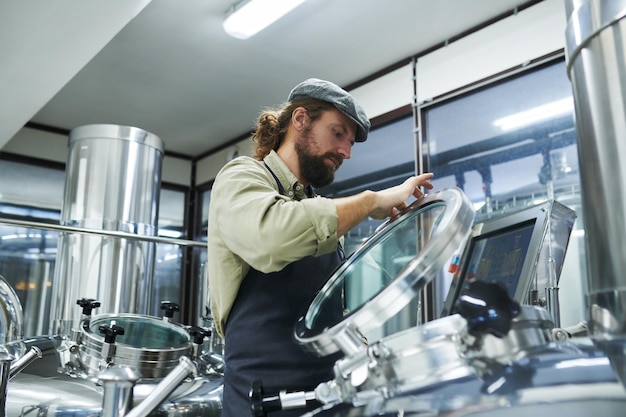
xmin=294 ymin=187 xmax=475 ymax=357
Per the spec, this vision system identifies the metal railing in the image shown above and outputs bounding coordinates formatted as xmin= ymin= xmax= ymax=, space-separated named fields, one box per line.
xmin=0 ymin=217 xmax=207 ymax=248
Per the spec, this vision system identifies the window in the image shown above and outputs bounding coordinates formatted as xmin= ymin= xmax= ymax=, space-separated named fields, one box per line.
xmin=423 ymin=60 xmax=578 ymax=211
xmin=421 ymin=59 xmax=586 ymax=326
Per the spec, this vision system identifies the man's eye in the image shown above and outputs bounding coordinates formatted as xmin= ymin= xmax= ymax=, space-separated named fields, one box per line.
xmin=333 ymin=129 xmax=342 ymax=137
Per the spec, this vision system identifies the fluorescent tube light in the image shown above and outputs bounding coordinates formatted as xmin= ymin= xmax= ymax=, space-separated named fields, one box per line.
xmin=223 ymin=0 xmax=306 ymax=39
xmin=493 ymin=97 xmax=574 ymax=131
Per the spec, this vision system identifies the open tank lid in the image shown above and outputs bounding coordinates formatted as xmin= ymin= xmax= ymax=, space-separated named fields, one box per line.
xmin=294 ymin=187 xmax=475 ymax=357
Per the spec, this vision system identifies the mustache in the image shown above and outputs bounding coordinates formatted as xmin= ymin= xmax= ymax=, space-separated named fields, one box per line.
xmin=323 ymin=152 xmax=343 ymax=169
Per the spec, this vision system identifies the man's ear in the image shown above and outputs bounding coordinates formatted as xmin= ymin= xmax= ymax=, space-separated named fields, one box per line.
xmin=291 ymin=107 xmax=308 ymax=132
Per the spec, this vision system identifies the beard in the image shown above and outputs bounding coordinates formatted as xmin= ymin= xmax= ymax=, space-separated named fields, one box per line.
xmin=295 ymin=127 xmax=341 ymax=188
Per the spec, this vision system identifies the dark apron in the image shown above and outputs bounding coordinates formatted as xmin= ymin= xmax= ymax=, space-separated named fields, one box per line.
xmin=221 ymin=163 xmax=344 ymax=417
xmin=221 ymin=248 xmax=344 ymax=417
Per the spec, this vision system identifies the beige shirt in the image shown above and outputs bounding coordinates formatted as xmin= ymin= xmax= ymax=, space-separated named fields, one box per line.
xmin=207 ymin=150 xmax=339 ymax=337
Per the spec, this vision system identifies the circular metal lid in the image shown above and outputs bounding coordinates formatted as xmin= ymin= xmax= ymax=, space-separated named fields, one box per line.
xmin=295 ymin=187 xmax=475 ymax=357
xmin=88 ymin=314 xmax=190 ymax=349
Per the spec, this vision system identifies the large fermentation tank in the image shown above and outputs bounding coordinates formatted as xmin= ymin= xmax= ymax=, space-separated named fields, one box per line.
xmin=565 ymin=0 xmax=626 ymax=387
xmin=51 ymin=124 xmax=163 ymax=335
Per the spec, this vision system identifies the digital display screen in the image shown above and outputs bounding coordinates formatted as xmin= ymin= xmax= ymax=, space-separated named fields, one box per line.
xmin=455 ymin=219 xmax=536 ymax=302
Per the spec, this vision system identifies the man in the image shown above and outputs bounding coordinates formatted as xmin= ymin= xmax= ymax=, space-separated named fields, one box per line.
xmin=208 ymin=78 xmax=434 ymax=416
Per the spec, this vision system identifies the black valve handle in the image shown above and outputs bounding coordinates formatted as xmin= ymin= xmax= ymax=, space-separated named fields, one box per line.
xmin=454 ymin=279 xmax=521 ymax=338
xmin=250 ymin=380 xmax=282 ymax=417
xmin=160 ymin=301 xmax=180 ymax=318
xmin=98 ymin=324 xmax=125 ymax=344
xmin=76 ymin=298 xmax=101 ymax=316
xmin=188 ymin=326 xmax=212 ymax=345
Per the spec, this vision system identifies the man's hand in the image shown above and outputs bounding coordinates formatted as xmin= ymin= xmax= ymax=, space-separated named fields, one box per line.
xmin=334 ymin=173 xmax=434 ymax=237
xmin=369 ymin=173 xmax=434 ymax=219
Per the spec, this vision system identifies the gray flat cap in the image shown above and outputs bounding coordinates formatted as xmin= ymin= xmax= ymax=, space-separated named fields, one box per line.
xmin=287 ymin=78 xmax=370 ymax=142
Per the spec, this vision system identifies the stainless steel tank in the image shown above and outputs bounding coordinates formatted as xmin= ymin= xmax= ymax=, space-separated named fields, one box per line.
xmin=295 ymin=306 xmax=623 ymax=417
xmin=565 ymin=0 xmax=626 ymax=387
xmin=51 ymin=124 xmax=164 ymax=335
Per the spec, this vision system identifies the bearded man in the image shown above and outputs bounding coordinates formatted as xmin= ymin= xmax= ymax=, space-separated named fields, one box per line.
xmin=208 ymin=78 xmax=434 ymax=417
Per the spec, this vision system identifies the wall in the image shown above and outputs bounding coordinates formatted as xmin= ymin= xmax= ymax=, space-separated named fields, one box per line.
xmin=416 ymin=0 xmax=565 ymax=102
xmin=195 ymin=140 xmax=255 ymax=186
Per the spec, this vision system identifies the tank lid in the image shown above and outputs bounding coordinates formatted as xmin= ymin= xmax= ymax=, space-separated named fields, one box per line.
xmin=294 ymin=187 xmax=475 ymax=358
xmin=69 ymin=124 xmax=164 ymax=153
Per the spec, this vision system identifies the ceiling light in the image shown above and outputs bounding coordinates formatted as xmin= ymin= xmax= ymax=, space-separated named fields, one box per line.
xmin=493 ymin=97 xmax=574 ymax=131
xmin=223 ymin=0 xmax=306 ymax=39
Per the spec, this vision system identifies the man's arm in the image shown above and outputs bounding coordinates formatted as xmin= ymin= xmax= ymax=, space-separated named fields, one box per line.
xmin=334 ymin=173 xmax=434 ymax=237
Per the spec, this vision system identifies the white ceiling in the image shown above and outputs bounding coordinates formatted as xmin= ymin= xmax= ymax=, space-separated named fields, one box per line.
xmin=2 ymin=0 xmax=531 ymax=159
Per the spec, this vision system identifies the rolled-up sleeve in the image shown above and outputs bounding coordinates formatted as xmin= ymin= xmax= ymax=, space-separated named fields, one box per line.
xmin=300 ymin=197 xmax=338 ymax=255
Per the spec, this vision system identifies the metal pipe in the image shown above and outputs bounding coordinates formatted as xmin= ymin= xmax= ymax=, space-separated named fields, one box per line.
xmin=125 ymin=356 xmax=197 ymax=417
xmin=9 ymin=346 xmax=42 ymax=380
xmin=99 ymin=365 xmax=141 ymax=417
xmin=546 ymin=287 xmax=561 ymax=329
xmin=0 ymin=350 xmax=13 ymax=417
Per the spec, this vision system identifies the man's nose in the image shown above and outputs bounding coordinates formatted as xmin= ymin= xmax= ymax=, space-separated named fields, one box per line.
xmin=338 ymin=142 xmax=352 ymax=160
